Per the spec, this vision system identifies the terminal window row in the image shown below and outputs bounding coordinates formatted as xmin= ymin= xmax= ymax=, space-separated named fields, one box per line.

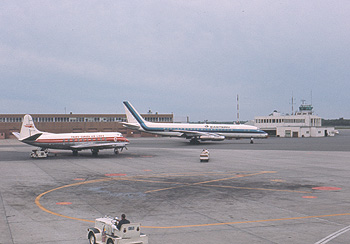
xmin=145 ymin=117 xmax=172 ymax=122
xmin=0 ymin=117 xmax=22 ymax=123
xmin=255 ymin=118 xmax=306 ymax=123
xmin=0 ymin=116 xmax=172 ymax=123
xmin=0 ymin=117 xmax=127 ymax=123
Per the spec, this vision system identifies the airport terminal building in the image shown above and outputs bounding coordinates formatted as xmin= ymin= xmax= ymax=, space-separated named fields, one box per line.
xmin=0 ymin=113 xmax=173 ymax=139
xmin=254 ymin=103 xmax=337 ymax=137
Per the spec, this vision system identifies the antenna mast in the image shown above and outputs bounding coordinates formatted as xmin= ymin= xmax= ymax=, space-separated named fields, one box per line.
xmin=236 ymin=94 xmax=240 ymax=124
xmin=290 ymin=92 xmax=296 ymax=115
xmin=311 ymin=90 xmax=313 ymax=105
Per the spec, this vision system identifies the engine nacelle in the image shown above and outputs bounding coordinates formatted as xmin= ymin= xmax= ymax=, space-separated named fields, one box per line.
xmin=199 ymin=135 xmax=225 ymax=141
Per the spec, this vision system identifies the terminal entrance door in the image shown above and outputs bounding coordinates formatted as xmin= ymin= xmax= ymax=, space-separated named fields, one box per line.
xmin=292 ymin=132 xmax=299 ymax=137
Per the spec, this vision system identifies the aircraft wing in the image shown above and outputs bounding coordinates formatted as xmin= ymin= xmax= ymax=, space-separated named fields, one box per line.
xmin=121 ymin=122 xmax=141 ymax=130
xmin=71 ymin=142 xmax=129 ymax=150
xmin=172 ymin=130 xmax=225 ymax=140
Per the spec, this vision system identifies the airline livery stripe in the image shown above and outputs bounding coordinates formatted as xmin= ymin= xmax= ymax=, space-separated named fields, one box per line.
xmin=36 ymin=137 xmax=128 ymax=143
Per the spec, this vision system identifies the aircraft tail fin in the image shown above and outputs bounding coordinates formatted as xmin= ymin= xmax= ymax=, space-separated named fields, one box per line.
xmin=123 ymin=101 xmax=148 ymax=126
xmin=16 ymin=114 xmax=42 ymax=140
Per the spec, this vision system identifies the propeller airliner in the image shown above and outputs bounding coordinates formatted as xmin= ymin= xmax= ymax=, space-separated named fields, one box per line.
xmin=13 ymin=114 xmax=129 ymax=157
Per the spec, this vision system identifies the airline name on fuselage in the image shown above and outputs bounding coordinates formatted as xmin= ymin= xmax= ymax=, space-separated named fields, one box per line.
xmin=70 ymin=135 xmax=109 ymax=139
xmin=207 ymin=125 xmax=231 ymax=129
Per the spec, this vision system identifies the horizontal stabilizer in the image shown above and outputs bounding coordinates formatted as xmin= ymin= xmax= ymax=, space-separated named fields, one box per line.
xmin=121 ymin=122 xmax=141 ymax=130
xmin=21 ymin=133 xmax=43 ymax=142
xmin=12 ymin=132 xmax=20 ymax=139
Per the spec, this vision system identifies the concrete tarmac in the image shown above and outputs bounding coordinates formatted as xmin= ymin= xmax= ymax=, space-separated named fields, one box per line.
xmin=1 ymin=130 xmax=350 ymax=244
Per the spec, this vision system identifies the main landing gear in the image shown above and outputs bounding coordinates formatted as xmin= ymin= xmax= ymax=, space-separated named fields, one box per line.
xmin=91 ymin=149 xmax=99 ymax=156
xmin=114 ymin=147 xmax=127 ymax=154
xmin=189 ymin=138 xmax=200 ymax=145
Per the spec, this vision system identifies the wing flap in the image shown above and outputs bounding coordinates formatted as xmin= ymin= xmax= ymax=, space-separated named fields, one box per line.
xmin=172 ymin=130 xmax=214 ymax=136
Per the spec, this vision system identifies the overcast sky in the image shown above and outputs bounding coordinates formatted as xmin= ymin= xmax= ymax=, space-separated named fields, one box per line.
xmin=1 ymin=1 xmax=349 ymax=121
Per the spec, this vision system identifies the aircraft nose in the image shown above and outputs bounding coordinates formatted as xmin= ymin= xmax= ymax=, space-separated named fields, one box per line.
xmin=119 ymin=137 xmax=129 ymax=142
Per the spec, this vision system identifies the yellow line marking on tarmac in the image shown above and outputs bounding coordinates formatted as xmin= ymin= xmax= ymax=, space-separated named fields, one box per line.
xmin=36 ymin=171 xmax=324 ymax=228
xmin=35 ymin=178 xmax=112 ymax=223
xmin=145 ymin=171 xmax=275 ymax=193
xmin=271 ymin=179 xmax=286 ymax=182
xmin=113 ymin=178 xmax=185 ymax=185
xmin=142 ymin=213 xmax=350 ymax=229
xmin=203 ymin=184 xmax=311 ymax=194
xmin=192 ymin=171 xmax=276 ymax=185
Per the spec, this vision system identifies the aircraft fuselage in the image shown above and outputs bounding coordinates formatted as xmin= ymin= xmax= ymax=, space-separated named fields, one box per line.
xmin=24 ymin=132 xmax=128 ymax=150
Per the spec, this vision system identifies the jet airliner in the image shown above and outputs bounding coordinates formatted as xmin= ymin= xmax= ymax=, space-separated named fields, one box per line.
xmin=13 ymin=114 xmax=129 ymax=157
xmin=123 ymin=101 xmax=268 ymax=144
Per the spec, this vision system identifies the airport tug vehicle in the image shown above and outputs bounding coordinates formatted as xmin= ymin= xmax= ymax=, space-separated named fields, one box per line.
xmin=87 ymin=216 xmax=148 ymax=244
xmin=200 ymin=149 xmax=210 ymax=162
xmin=30 ymin=148 xmax=49 ymax=158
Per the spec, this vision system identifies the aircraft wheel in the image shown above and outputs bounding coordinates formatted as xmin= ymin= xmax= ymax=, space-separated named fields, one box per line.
xmin=190 ymin=138 xmax=200 ymax=145
xmin=114 ymin=148 xmax=119 ymax=154
xmin=72 ymin=150 xmax=78 ymax=156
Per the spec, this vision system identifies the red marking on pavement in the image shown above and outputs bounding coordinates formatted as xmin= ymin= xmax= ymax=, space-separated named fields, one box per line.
xmin=105 ymin=173 xmax=127 ymax=177
xmin=313 ymin=187 xmax=342 ymax=191
xmin=74 ymin=178 xmax=85 ymax=181
xmin=56 ymin=202 xmax=72 ymax=205
xmin=302 ymin=196 xmax=318 ymax=199
xmin=144 ymin=169 xmax=152 ymax=171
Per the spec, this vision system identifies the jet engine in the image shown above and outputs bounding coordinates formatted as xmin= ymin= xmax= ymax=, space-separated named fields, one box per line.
xmin=199 ymin=135 xmax=225 ymax=141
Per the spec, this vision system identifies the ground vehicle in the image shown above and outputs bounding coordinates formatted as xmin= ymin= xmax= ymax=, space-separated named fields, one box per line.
xmin=200 ymin=149 xmax=210 ymax=162
xmin=87 ymin=216 xmax=148 ymax=244
xmin=30 ymin=149 xmax=48 ymax=158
